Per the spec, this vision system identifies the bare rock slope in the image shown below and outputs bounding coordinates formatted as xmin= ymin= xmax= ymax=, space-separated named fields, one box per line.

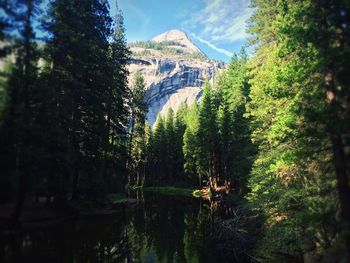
xmin=128 ymin=29 xmax=226 ymax=125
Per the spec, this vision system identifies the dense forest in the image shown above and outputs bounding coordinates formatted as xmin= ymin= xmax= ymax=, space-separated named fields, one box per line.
xmin=131 ymin=52 xmax=254 ymax=193
xmin=0 ymin=0 xmax=131 ymax=221
xmin=1 ymin=0 xmax=350 ymax=262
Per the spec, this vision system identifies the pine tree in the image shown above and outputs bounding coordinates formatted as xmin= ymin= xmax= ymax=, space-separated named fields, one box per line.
xmin=217 ymin=99 xmax=232 ymax=186
xmin=152 ymin=115 xmax=167 ymax=184
xmin=45 ymin=0 xmax=128 ymax=200
xmin=0 ymin=0 xmax=16 ymax=58
xmin=173 ymin=104 xmax=187 ymax=181
xmin=220 ymin=50 xmax=254 ymax=193
xmin=197 ymin=81 xmax=220 ymax=190
xmin=129 ymin=71 xmax=147 ymax=186
xmin=0 ymin=0 xmax=42 ymax=223
xmin=164 ymin=109 xmax=176 ymax=183
xmin=107 ymin=2 xmax=131 ymax=190
xmin=245 ymin=0 xmax=349 ymax=259
xmin=144 ymin=123 xmax=154 ymax=186
xmin=276 ymin=0 xmax=350 ymax=256
xmin=183 ymin=102 xmax=200 ymax=185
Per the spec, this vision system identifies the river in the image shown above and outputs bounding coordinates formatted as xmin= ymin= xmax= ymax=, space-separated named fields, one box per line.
xmin=1 ymin=192 xmax=254 ymax=263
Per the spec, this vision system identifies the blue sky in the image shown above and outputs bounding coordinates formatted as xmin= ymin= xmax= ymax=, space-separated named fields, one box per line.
xmin=109 ymin=0 xmax=254 ymax=62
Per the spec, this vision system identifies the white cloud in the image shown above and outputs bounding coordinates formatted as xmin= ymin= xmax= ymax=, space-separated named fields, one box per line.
xmin=190 ymin=33 xmax=233 ymax=58
xmin=182 ymin=0 xmax=254 ymax=44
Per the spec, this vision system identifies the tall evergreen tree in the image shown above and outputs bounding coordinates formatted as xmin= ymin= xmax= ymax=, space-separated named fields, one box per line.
xmin=0 ymin=0 xmax=16 ymax=58
xmin=129 ymin=71 xmax=147 ymax=186
xmin=164 ymin=109 xmax=176 ymax=183
xmin=105 ymin=2 xmax=131 ymax=191
xmin=183 ymin=102 xmax=200 ymax=185
xmin=173 ymin=104 xmax=187 ymax=180
xmin=245 ymin=0 xmax=350 ymax=260
xmin=220 ymin=51 xmax=254 ymax=193
xmin=197 ymin=81 xmax=220 ymax=190
xmin=45 ymin=0 xmax=129 ymax=200
xmin=152 ymin=115 xmax=167 ymax=184
xmin=0 ymin=0 xmax=42 ymax=223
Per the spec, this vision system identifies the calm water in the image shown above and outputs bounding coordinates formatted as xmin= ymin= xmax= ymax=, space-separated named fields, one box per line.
xmin=1 ymin=192 xmax=250 ymax=263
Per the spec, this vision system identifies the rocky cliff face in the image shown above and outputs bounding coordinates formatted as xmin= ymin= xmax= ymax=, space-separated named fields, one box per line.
xmin=128 ymin=29 xmax=226 ymax=125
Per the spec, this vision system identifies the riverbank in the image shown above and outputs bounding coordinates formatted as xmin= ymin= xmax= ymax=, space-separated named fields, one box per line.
xmin=134 ymin=186 xmax=210 ymax=198
xmin=143 ymin=186 xmax=198 ymax=197
xmin=135 ymin=186 xmax=243 ymax=203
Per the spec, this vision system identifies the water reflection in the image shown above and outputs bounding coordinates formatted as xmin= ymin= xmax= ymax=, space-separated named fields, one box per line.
xmin=1 ymin=193 xmax=249 ymax=263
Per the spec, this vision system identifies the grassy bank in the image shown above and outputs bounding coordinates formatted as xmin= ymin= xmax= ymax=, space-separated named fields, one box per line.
xmin=139 ymin=186 xmax=206 ymax=198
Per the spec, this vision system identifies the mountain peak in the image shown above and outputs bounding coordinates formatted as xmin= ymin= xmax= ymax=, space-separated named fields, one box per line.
xmin=152 ymin=29 xmax=204 ymax=55
xmin=152 ymin=29 xmax=187 ymax=42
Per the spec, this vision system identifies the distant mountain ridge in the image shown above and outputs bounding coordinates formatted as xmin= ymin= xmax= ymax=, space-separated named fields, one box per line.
xmin=127 ymin=29 xmax=226 ymax=125
xmin=151 ymin=29 xmax=205 ymax=55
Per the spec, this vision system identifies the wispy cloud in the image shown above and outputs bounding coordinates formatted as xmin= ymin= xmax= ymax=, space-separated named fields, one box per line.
xmin=190 ymin=33 xmax=233 ymax=58
xmin=182 ymin=0 xmax=254 ymax=44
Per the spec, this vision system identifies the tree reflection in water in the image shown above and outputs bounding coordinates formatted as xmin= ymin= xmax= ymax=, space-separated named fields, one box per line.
xmin=1 ymin=193 xmax=255 ymax=263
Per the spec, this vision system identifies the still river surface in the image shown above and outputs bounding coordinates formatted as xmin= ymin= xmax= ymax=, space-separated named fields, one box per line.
xmin=1 ymin=192 xmax=252 ymax=263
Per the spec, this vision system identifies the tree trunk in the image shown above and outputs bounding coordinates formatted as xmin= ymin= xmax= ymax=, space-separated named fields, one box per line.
xmin=127 ymin=115 xmax=135 ymax=185
xmin=70 ymin=130 xmax=80 ymax=200
xmin=325 ymin=69 xmax=350 ymax=257
xmin=11 ymin=170 xmax=28 ymax=225
xmin=331 ymin=135 xmax=350 ymax=221
xmin=11 ymin=1 xmax=34 ymax=226
xmin=71 ymin=167 xmax=79 ymax=200
xmin=331 ymin=134 xmax=350 ymax=258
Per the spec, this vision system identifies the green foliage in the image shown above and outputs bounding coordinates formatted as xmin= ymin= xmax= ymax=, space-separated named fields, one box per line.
xmin=1 ymin=1 xmax=348 ymax=260
xmin=244 ymin=0 xmax=350 ymax=260
xmin=42 ymin=0 xmax=131 ymax=199
xmin=0 ymin=0 xmax=42 ymax=205
xmin=145 ymin=54 xmax=253 ymax=191
xmin=0 ymin=60 xmax=12 ymax=121
xmin=129 ymin=40 xmax=183 ymax=49
xmin=139 ymin=1 xmax=350 ymax=260
xmin=129 ymin=71 xmax=147 ymax=186
xmin=0 ymin=0 xmax=131 ymax=207
xmin=129 ymin=40 xmax=207 ymax=60
xmin=132 ymin=49 xmax=152 ymax=57
xmin=183 ymin=102 xmax=200 ymax=183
